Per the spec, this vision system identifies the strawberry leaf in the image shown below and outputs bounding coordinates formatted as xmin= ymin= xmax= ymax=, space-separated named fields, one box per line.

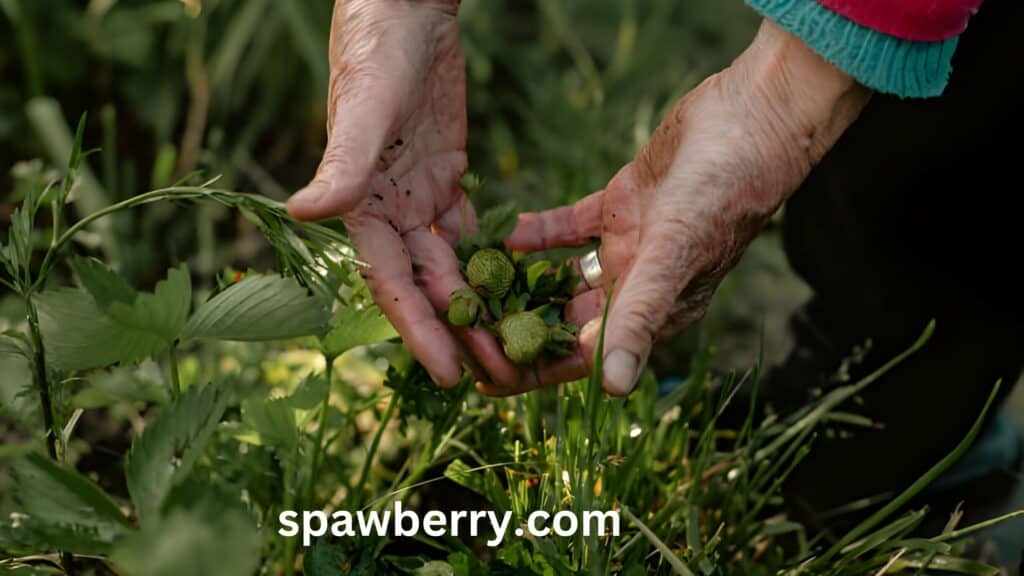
xmin=182 ymin=273 xmax=331 ymax=342
xmin=125 ymin=384 xmax=228 ymax=522
xmin=319 ymin=304 xmax=398 ymax=358
xmin=35 ymin=265 xmax=191 ymax=371
xmin=8 ymin=452 xmax=130 ymax=555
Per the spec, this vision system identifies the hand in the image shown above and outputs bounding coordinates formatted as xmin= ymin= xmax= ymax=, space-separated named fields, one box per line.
xmin=288 ymin=0 xmax=583 ymax=391
xmin=288 ymin=0 xmax=470 ymax=387
xmin=500 ymin=20 xmax=872 ymax=396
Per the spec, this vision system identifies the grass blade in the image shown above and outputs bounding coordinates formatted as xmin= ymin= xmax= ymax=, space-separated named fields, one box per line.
xmin=813 ymin=379 xmax=1002 ymax=567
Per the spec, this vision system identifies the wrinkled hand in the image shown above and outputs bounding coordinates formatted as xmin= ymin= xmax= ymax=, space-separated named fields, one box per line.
xmin=499 ymin=20 xmax=872 ymax=396
xmin=288 ymin=0 xmax=584 ymax=390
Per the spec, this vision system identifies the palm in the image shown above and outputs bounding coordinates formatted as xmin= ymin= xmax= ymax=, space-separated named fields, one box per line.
xmin=292 ymin=1 xmax=587 ymax=389
xmin=291 ymin=1 xmax=534 ymax=388
xmin=343 ymin=8 xmax=469 ymax=243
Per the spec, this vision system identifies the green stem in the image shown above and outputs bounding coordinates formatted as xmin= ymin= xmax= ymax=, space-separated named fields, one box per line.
xmin=352 ymin=393 xmax=399 ymax=504
xmin=282 ymin=452 xmax=299 ymax=576
xmin=30 ymin=184 xmax=353 ymax=295
xmin=31 ymin=187 xmax=217 ymax=293
xmin=168 ymin=342 xmax=182 ymax=399
xmin=305 ymin=354 xmax=337 ymax=508
xmin=25 ymin=294 xmax=72 ymax=573
xmin=25 ymin=299 xmax=58 ymax=461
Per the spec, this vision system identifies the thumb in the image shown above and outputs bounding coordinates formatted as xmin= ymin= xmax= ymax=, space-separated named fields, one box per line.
xmin=599 ymin=239 xmax=688 ymax=396
xmin=288 ymin=82 xmax=404 ymax=221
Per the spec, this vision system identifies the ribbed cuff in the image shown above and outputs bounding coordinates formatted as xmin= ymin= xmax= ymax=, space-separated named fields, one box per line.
xmin=746 ymin=0 xmax=960 ymax=98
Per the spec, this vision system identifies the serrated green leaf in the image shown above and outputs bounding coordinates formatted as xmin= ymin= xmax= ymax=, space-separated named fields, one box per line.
xmin=106 ymin=265 xmax=191 ymax=343
xmin=446 ymin=552 xmax=482 ymax=576
xmin=125 ymin=385 xmax=228 ymax=522
xmin=71 ymin=360 xmax=168 ymax=409
xmin=111 ymin=495 xmax=260 ymax=576
xmin=182 ymin=274 xmax=331 ymax=342
xmin=0 ymin=330 xmax=33 ymax=360
xmin=303 ymin=539 xmax=348 ymax=576
xmin=443 ymin=459 xmax=510 ymax=513
xmin=10 ymin=452 xmax=130 ymax=554
xmin=1 ymin=333 xmax=36 ymax=425
xmin=477 ymin=202 xmax=519 ymax=244
xmin=456 ymin=202 xmax=519 ymax=259
xmin=69 ymin=255 xmax=136 ymax=309
xmin=36 ymin=287 xmax=162 ymax=370
xmin=36 ymin=266 xmax=191 ymax=371
xmin=319 ymin=304 xmax=398 ymax=358
xmin=283 ymin=373 xmax=329 ymax=411
xmin=240 ymin=396 xmax=299 ymax=449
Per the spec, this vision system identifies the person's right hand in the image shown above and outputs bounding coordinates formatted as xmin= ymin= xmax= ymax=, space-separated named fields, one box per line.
xmin=288 ymin=0 xmax=474 ymax=387
xmin=288 ymin=0 xmax=582 ymax=391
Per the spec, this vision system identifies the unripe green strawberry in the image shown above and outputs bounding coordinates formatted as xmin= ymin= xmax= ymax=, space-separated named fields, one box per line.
xmin=466 ymin=248 xmax=515 ymax=299
xmin=497 ymin=311 xmax=549 ymax=364
xmin=447 ymin=288 xmax=483 ymax=327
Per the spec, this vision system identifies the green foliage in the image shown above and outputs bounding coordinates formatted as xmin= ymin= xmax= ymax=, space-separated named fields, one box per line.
xmin=456 ymin=202 xmax=519 ymax=261
xmin=443 ymin=459 xmax=510 ymax=514
xmin=182 ymin=273 xmax=331 ymax=342
xmin=125 ymin=384 xmax=229 ymax=522
xmin=110 ymin=495 xmax=261 ymax=576
xmin=35 ymin=265 xmax=190 ymax=371
xmin=70 ymin=360 xmax=168 ymax=409
xmin=318 ymin=304 xmax=399 ymax=358
xmin=240 ymin=395 xmax=301 ymax=451
xmin=5 ymin=453 xmax=129 ymax=555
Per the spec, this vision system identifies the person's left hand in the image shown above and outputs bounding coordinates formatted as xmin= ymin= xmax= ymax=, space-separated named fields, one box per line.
xmin=484 ymin=20 xmax=872 ymax=397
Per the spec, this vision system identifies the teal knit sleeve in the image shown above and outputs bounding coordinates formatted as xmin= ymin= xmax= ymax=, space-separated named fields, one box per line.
xmin=746 ymin=0 xmax=960 ymax=98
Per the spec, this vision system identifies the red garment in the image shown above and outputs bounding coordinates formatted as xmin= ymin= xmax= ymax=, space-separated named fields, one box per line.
xmin=816 ymin=0 xmax=984 ymax=41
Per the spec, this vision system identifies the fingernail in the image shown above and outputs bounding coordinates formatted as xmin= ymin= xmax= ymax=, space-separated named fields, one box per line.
xmin=603 ymin=349 xmax=639 ymax=396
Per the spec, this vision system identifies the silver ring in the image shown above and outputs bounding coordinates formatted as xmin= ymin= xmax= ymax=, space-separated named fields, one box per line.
xmin=580 ymin=250 xmax=603 ymax=289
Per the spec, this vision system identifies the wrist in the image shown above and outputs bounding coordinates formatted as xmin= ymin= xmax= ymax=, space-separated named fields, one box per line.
xmin=729 ymin=19 xmax=871 ymax=172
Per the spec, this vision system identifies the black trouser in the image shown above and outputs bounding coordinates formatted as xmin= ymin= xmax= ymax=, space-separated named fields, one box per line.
xmin=777 ymin=0 xmax=1024 ymax=513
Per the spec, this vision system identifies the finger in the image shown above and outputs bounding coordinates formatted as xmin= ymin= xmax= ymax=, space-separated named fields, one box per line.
xmin=433 ymin=192 xmax=477 ymax=246
xmin=453 ymin=337 xmax=489 ymax=384
xmin=403 ymin=227 xmax=522 ymax=387
xmin=476 ymin=348 xmax=590 ymax=396
xmin=564 ymin=289 xmax=606 ymax=327
xmin=594 ymin=234 xmax=693 ymax=396
xmin=505 ymin=190 xmax=604 ymax=251
xmin=565 ymin=229 xmax=638 ymax=295
xmin=288 ymin=88 xmax=402 ymax=220
xmin=347 ymin=217 xmax=462 ymax=387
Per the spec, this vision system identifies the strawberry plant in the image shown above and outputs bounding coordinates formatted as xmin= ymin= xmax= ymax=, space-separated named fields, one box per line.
xmin=449 ymin=202 xmax=579 ymax=365
xmin=0 ymin=124 xmax=1020 ymax=576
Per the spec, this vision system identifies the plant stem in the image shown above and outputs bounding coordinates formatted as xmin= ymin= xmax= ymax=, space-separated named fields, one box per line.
xmin=25 ymin=299 xmax=58 ymax=461
xmin=305 ymin=354 xmax=337 ymax=508
xmin=24 ymin=295 xmax=73 ymax=573
xmin=352 ymin=392 xmax=399 ymax=504
xmin=168 ymin=342 xmax=182 ymax=399
xmin=282 ymin=452 xmax=299 ymax=576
